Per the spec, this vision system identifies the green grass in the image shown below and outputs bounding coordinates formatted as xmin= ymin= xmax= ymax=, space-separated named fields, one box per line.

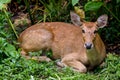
xmin=0 ymin=5 xmax=120 ymax=80
xmin=0 ymin=53 xmax=120 ymax=80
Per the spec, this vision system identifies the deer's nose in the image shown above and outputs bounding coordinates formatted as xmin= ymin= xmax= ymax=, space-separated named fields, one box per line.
xmin=84 ymin=43 xmax=93 ymax=49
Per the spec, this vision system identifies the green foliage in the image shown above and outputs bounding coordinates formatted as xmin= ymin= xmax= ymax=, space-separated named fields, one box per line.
xmin=0 ymin=0 xmax=120 ymax=79
xmin=117 ymin=0 xmax=120 ymax=3
xmin=99 ymin=1 xmax=120 ymax=43
xmin=0 ymin=53 xmax=120 ymax=80
xmin=22 ymin=0 xmax=72 ymax=23
xmin=38 ymin=0 xmax=71 ymax=22
xmin=0 ymin=11 xmax=19 ymax=61
xmin=24 ymin=0 xmax=34 ymax=25
xmin=72 ymin=0 xmax=79 ymax=6
xmin=4 ymin=43 xmax=20 ymax=58
xmin=0 ymin=0 xmax=11 ymax=10
xmin=0 ymin=0 xmax=11 ymax=4
xmin=0 ymin=37 xmax=20 ymax=60
xmin=0 ymin=11 xmax=6 ymax=26
xmin=84 ymin=1 xmax=103 ymax=11
xmin=0 ymin=0 xmax=18 ymax=38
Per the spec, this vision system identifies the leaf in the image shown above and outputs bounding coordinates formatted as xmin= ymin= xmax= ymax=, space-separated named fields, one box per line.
xmin=72 ymin=0 xmax=79 ymax=6
xmin=0 ymin=0 xmax=11 ymax=4
xmin=0 ymin=37 xmax=7 ymax=48
xmin=117 ymin=0 xmax=120 ymax=3
xmin=0 ymin=3 xmax=6 ymax=10
xmin=5 ymin=44 xmax=20 ymax=58
xmin=84 ymin=1 xmax=103 ymax=11
xmin=74 ymin=6 xmax=85 ymax=19
xmin=0 ymin=0 xmax=11 ymax=10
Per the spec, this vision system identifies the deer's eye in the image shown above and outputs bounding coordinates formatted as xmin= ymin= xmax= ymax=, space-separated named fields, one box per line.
xmin=82 ymin=30 xmax=85 ymax=33
xmin=94 ymin=30 xmax=98 ymax=34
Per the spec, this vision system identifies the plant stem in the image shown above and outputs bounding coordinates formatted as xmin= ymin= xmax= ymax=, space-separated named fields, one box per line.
xmin=24 ymin=0 xmax=34 ymax=25
xmin=3 ymin=8 xmax=18 ymax=39
xmin=104 ymin=5 xmax=120 ymax=23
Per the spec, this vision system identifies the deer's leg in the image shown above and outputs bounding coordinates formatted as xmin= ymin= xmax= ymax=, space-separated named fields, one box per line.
xmin=21 ymin=49 xmax=51 ymax=62
xmin=57 ymin=54 xmax=87 ymax=73
xmin=21 ymin=49 xmax=30 ymax=59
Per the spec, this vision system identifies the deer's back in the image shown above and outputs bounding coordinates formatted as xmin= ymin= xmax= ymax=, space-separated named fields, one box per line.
xmin=19 ymin=22 xmax=86 ymax=58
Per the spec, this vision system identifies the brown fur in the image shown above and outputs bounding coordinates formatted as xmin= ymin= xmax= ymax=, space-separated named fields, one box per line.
xmin=18 ymin=13 xmax=108 ymax=73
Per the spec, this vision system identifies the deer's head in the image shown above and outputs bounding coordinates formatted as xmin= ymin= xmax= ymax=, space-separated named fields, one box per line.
xmin=70 ymin=12 xmax=108 ymax=49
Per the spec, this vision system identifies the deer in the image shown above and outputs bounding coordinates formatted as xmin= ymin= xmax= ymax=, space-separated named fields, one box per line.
xmin=18 ymin=11 xmax=108 ymax=73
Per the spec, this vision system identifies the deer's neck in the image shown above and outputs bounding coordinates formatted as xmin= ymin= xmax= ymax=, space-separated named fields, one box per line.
xmin=86 ymin=42 xmax=101 ymax=67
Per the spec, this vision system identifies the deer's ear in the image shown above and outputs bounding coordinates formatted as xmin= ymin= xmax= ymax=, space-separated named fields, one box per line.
xmin=70 ymin=11 xmax=82 ymax=26
xmin=97 ymin=14 xmax=108 ymax=28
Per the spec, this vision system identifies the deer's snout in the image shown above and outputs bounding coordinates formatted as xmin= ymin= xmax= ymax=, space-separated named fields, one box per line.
xmin=84 ymin=43 xmax=93 ymax=49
